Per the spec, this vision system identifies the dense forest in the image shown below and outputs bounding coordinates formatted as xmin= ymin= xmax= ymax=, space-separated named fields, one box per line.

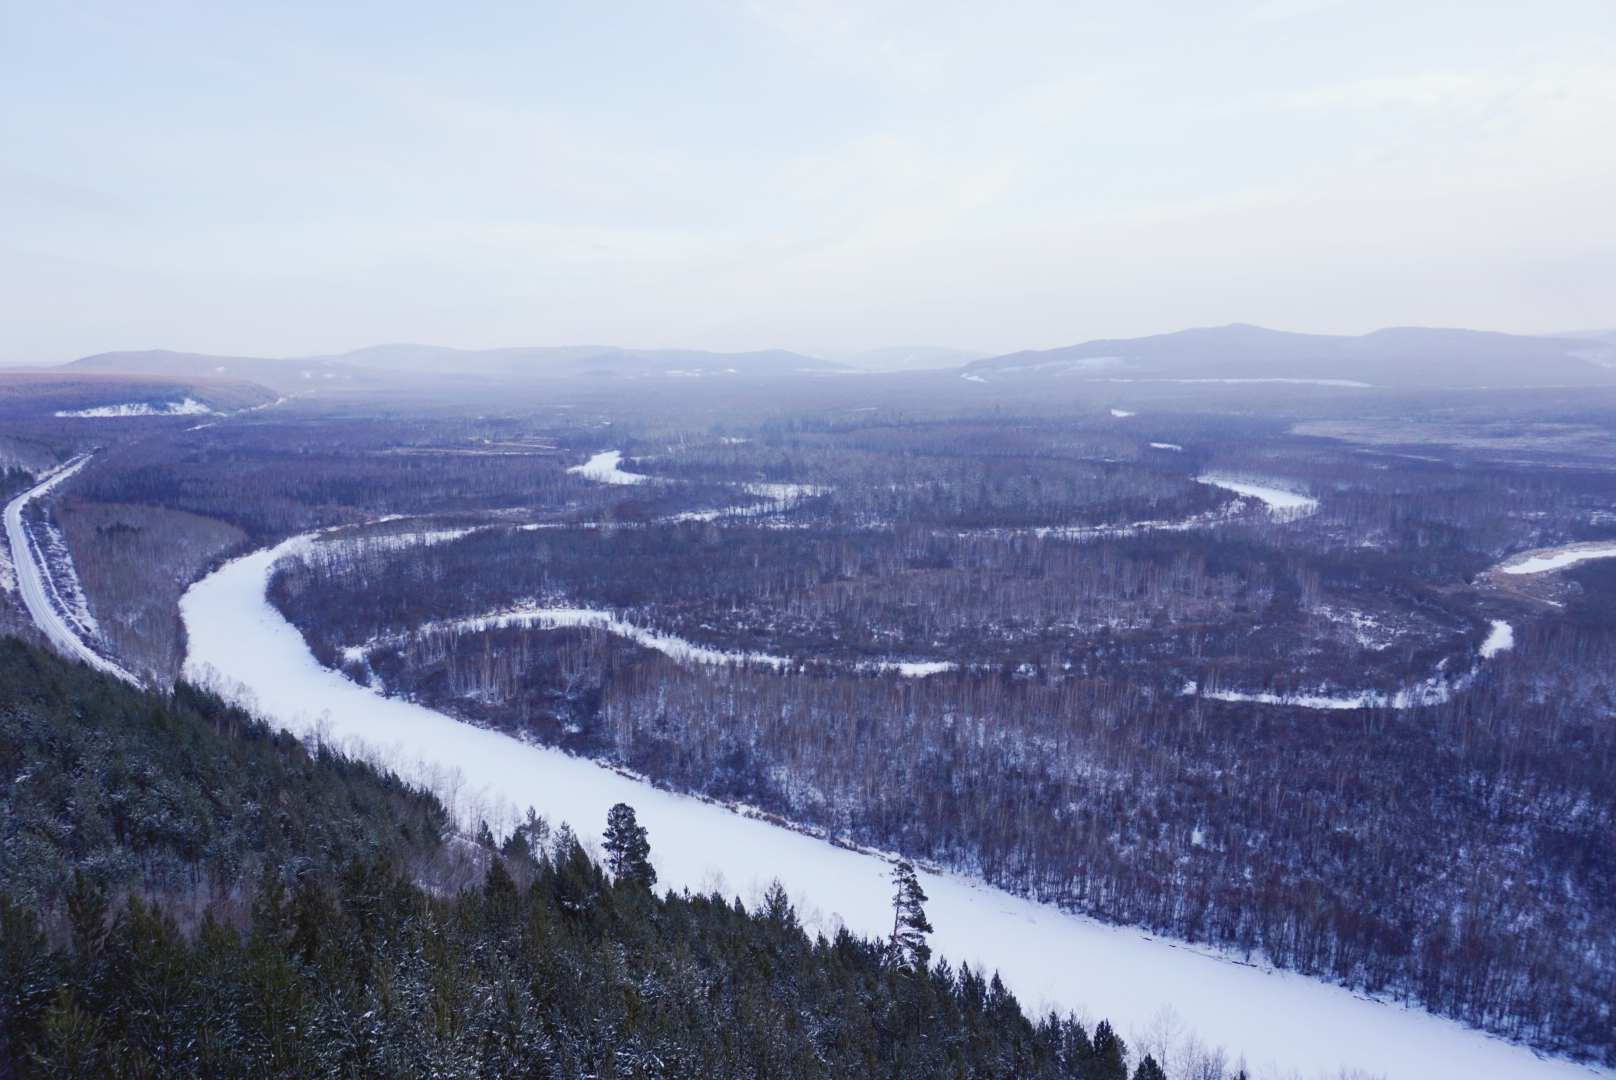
xmin=0 ymin=638 xmax=1166 ymax=1080
xmin=252 ymin=417 xmax=1615 ymax=1063
xmin=26 ymin=393 xmax=1616 ymax=1066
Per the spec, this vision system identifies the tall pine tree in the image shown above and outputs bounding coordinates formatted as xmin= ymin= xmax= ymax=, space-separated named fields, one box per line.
xmin=602 ymin=803 xmax=656 ymax=889
xmin=888 ymin=860 xmax=933 ymax=970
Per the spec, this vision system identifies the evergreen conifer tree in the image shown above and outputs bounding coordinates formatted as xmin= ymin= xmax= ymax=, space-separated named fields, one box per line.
xmin=1092 ymin=1020 xmax=1129 ymax=1080
xmin=602 ymin=803 xmax=656 ymax=889
xmin=1133 ymin=1054 xmax=1168 ymax=1080
xmin=887 ymin=859 xmax=933 ymax=970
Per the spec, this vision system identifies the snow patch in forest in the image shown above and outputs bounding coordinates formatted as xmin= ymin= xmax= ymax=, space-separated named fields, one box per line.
xmin=1033 ymin=505 xmax=1240 ymax=542
xmin=179 ymin=535 xmax=1609 ymax=1080
xmin=1498 ymin=543 xmax=1616 ymax=575
xmin=1197 ymin=477 xmax=1318 ymax=516
xmin=743 ymin=483 xmax=830 ymax=501
xmin=55 ymin=397 xmax=215 ymax=418
xmin=1187 ymin=676 xmax=1462 ymax=711
xmin=352 ymin=603 xmax=955 ymax=681
xmin=568 ymin=451 xmax=648 ymax=485
xmin=877 ymin=660 xmax=956 ymax=677
xmin=1111 ymin=408 xmax=1136 ymax=418
xmin=1315 ymin=606 xmax=1400 ymax=651
xmin=306 ymin=526 xmax=479 ymax=560
xmin=1149 ymin=442 xmax=1183 ymax=451
xmin=0 ymin=543 xmax=14 ymax=593
xmin=1479 ymin=620 xmax=1514 ymax=658
xmin=1187 ymin=621 xmax=1514 ymax=710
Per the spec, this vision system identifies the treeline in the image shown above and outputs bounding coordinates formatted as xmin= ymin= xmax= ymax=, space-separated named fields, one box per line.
xmin=1 ymin=850 xmax=1148 ymax=1079
xmin=0 ymin=637 xmax=1162 ymax=1080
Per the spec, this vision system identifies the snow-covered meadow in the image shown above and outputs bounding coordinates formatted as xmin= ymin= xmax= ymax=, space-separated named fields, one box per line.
xmin=1197 ymin=476 xmax=1319 ymax=515
xmin=177 ymin=537 xmax=1607 ymax=1080
xmin=567 ymin=450 xmax=648 ymax=485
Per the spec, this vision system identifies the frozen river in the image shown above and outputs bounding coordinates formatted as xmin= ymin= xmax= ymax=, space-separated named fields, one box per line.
xmin=1498 ymin=542 xmax=1616 ymax=576
xmin=176 ymin=535 xmax=1606 ymax=1080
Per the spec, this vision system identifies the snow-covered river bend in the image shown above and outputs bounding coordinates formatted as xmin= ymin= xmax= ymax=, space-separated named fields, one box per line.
xmin=176 ymin=535 xmax=1603 ymax=1080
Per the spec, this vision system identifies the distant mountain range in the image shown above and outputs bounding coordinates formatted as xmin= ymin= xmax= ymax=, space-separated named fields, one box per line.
xmin=55 ymin=344 xmax=856 ymax=393
xmin=959 ymin=324 xmax=1616 ymax=388
xmin=36 ymin=325 xmax=1616 ymax=392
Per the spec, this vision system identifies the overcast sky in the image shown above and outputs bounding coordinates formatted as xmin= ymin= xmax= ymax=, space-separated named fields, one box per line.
xmin=2 ymin=1 xmax=1614 ymax=363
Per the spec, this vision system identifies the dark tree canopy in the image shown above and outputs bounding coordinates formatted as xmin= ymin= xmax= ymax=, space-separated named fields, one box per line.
xmin=602 ymin=802 xmax=656 ymax=889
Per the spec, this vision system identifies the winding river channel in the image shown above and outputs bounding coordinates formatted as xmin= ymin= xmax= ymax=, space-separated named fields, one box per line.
xmin=168 ymin=533 xmax=1607 ymax=1080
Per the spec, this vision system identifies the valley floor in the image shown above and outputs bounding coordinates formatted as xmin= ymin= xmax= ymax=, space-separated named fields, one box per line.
xmin=176 ymin=534 xmax=1612 ymax=1080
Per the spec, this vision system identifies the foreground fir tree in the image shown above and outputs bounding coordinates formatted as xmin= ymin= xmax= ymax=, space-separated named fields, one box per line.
xmin=601 ymin=801 xmax=656 ymax=889
xmin=888 ymin=858 xmax=934 ymax=970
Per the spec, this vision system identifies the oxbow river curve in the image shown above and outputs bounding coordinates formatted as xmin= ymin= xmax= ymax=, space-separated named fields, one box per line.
xmin=169 ymin=531 xmax=1613 ymax=1080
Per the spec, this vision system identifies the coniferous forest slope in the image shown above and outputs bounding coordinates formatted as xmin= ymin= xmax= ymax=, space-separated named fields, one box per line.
xmin=10 ymin=367 xmax=1616 ymax=1069
xmin=0 ymin=638 xmax=1142 ymax=1079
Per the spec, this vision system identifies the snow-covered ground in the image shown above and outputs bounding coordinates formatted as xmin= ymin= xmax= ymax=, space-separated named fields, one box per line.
xmin=1150 ymin=442 xmax=1183 ymax=451
xmin=1186 ymin=620 xmax=1513 ymax=711
xmin=55 ymin=397 xmax=215 ymax=418
xmin=567 ymin=450 xmax=648 ymax=485
xmin=1499 ymin=543 xmax=1616 ymax=575
xmin=742 ymin=482 xmax=830 ymax=501
xmin=1480 ymin=619 xmax=1515 ymax=658
xmin=341 ymin=600 xmax=954 ymax=679
xmin=1190 ymin=677 xmax=1457 ymax=711
xmin=3 ymin=456 xmax=136 ymax=681
xmin=1198 ymin=476 xmax=1319 ymax=515
xmin=179 ymin=540 xmax=1604 ymax=1080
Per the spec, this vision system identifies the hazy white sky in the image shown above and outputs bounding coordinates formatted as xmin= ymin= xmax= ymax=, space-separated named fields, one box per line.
xmin=2 ymin=1 xmax=1614 ymax=363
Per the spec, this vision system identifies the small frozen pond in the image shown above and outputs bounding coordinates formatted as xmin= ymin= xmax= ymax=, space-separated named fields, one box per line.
xmin=1198 ymin=476 xmax=1319 ymax=514
xmin=567 ymin=450 xmax=647 ymax=485
xmin=177 ymin=538 xmax=1600 ymax=1080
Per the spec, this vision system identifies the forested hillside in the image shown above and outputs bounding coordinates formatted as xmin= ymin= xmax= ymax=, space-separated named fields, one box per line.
xmin=0 ymin=639 xmax=1152 ymax=1080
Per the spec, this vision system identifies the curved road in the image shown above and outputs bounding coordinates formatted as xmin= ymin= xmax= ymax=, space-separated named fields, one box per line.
xmin=4 ymin=454 xmax=135 ymax=681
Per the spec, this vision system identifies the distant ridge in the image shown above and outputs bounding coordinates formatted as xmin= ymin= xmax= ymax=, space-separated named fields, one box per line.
xmin=962 ymin=324 xmax=1616 ymax=388
xmin=44 ymin=327 xmax=1616 ymax=391
xmin=54 ymin=344 xmax=852 ymax=390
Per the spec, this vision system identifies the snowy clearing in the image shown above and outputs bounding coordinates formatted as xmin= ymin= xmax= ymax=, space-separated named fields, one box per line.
xmin=1110 ymin=408 xmax=1136 ymax=418
xmin=1198 ymin=476 xmax=1319 ymax=515
xmin=55 ymin=397 xmax=215 ymax=418
xmin=1480 ymin=620 xmax=1515 ymax=658
xmin=1499 ymin=543 xmax=1616 ymax=575
xmin=1150 ymin=442 xmax=1183 ymax=451
xmin=742 ymin=482 xmax=830 ymax=501
xmin=176 ymin=536 xmax=1607 ymax=1080
xmin=567 ymin=450 xmax=648 ymax=484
